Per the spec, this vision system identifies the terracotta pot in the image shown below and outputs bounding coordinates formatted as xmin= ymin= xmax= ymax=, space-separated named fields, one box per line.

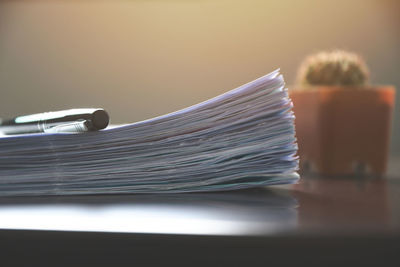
xmin=290 ymin=86 xmax=395 ymax=176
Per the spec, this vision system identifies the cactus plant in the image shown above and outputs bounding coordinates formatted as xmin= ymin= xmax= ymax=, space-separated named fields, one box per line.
xmin=296 ymin=50 xmax=370 ymax=86
xmin=291 ymin=50 xmax=395 ymax=177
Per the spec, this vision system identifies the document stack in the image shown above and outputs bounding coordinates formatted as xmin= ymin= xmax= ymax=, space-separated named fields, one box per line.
xmin=0 ymin=70 xmax=298 ymax=196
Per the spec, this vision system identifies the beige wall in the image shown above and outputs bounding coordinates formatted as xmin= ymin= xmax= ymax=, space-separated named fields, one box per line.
xmin=0 ymin=0 xmax=399 ymax=154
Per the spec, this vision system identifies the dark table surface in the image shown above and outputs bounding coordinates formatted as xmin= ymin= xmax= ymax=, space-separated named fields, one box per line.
xmin=1 ymin=173 xmax=399 ymax=266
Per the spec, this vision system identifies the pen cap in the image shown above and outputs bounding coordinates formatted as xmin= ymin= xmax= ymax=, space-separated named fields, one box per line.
xmin=91 ymin=109 xmax=110 ymax=130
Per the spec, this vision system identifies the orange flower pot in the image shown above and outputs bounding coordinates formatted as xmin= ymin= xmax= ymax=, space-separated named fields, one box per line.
xmin=290 ymin=86 xmax=395 ymax=176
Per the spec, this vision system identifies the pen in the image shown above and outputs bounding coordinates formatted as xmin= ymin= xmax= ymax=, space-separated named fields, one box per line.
xmin=0 ymin=108 xmax=109 ymax=135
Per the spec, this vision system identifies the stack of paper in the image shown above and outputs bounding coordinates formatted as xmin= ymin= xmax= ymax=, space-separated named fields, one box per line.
xmin=0 ymin=70 xmax=298 ymax=196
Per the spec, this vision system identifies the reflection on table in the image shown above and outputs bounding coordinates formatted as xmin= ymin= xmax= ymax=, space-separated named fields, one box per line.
xmin=0 ymin=188 xmax=297 ymax=235
xmin=0 ymin=174 xmax=399 ymax=236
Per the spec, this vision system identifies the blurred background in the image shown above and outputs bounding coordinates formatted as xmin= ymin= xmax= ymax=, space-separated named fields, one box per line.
xmin=0 ymin=0 xmax=399 ymax=157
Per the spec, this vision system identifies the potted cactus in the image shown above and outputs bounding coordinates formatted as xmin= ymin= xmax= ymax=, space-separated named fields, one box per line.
xmin=290 ymin=50 xmax=395 ymax=177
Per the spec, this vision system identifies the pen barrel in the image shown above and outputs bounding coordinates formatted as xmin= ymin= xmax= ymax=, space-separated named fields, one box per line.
xmin=0 ymin=124 xmax=43 ymax=135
